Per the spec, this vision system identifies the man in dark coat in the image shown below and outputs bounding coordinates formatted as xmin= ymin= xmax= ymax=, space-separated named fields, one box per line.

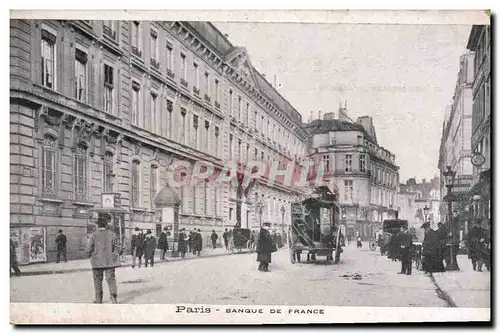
xmin=195 ymin=229 xmax=203 ymax=256
xmin=398 ymin=226 xmax=414 ymax=275
xmin=257 ymin=222 xmax=276 ymax=272
xmin=86 ymin=217 xmax=122 ymax=303
xmin=178 ymin=228 xmax=187 ymax=259
xmin=421 ymin=222 xmax=445 ymax=274
xmin=10 ymin=239 xmax=22 ymax=276
xmin=436 ymin=222 xmax=449 ymax=266
xmin=223 ymin=228 xmax=229 ymax=251
xmin=55 ymin=229 xmax=67 ymax=263
xmin=131 ymin=227 xmax=145 ymax=268
xmin=157 ymin=227 xmax=169 ymax=261
xmin=210 ymin=230 xmax=218 ymax=249
xmin=144 ymin=229 xmax=157 ymax=268
xmin=466 ymin=220 xmax=487 ymax=271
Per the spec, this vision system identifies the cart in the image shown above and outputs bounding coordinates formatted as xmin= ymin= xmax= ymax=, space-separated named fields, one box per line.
xmin=288 ymin=186 xmax=342 ymax=265
xmin=369 ymin=231 xmax=392 ymax=255
xmin=231 ymin=228 xmax=252 ymax=253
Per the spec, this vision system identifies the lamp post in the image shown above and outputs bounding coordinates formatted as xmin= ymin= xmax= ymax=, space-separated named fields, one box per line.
xmin=256 ymin=200 xmax=264 ymax=228
xmin=443 ymin=165 xmax=459 ymax=271
xmin=423 ymin=204 xmax=429 ymax=224
xmin=280 ymin=205 xmax=286 ymax=244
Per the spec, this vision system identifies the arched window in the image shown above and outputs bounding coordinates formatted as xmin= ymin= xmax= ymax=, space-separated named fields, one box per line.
xmin=74 ymin=143 xmax=88 ymax=200
xmin=103 ymin=152 xmax=114 ymax=192
xmin=131 ymin=160 xmax=140 ymax=207
xmin=42 ymin=136 xmax=57 ymax=197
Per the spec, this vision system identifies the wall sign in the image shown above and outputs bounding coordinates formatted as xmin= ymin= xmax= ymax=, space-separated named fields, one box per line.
xmin=471 ymin=153 xmax=486 ymax=167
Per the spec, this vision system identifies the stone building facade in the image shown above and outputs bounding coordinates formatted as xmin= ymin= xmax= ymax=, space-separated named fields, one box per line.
xmin=10 ymin=19 xmax=308 ymax=263
xmin=304 ymin=108 xmax=399 ymax=241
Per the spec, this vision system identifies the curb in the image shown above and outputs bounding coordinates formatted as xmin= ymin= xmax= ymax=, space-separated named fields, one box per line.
xmin=430 ymin=273 xmax=457 ymax=308
xmin=17 ymin=250 xmax=253 ymax=277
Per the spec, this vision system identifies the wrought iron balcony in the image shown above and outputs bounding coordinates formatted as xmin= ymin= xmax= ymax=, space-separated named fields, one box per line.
xmin=181 ymin=78 xmax=188 ymax=87
xmin=214 ymin=101 xmax=221 ymax=109
xmin=151 ymin=59 xmax=160 ymax=70
xmin=132 ymin=46 xmax=142 ymax=58
xmin=103 ymin=25 xmax=116 ymax=40
xmin=167 ymin=69 xmax=175 ymax=79
xmin=193 ymin=87 xmax=200 ymax=95
xmin=204 ymin=94 xmax=211 ymax=103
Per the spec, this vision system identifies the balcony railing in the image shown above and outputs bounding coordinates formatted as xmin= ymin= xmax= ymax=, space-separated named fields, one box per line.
xmin=151 ymin=59 xmax=160 ymax=70
xmin=167 ymin=69 xmax=175 ymax=79
xmin=214 ymin=101 xmax=220 ymax=109
xmin=193 ymin=87 xmax=200 ymax=95
xmin=204 ymin=94 xmax=211 ymax=103
xmin=103 ymin=25 xmax=116 ymax=40
xmin=181 ymin=78 xmax=188 ymax=87
xmin=132 ymin=46 xmax=142 ymax=58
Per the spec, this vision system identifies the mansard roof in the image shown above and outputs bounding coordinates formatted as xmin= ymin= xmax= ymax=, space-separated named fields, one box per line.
xmin=304 ymin=118 xmax=373 ymax=140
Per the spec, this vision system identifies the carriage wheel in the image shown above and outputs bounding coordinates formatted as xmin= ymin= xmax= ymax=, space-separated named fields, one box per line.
xmin=369 ymin=240 xmax=377 ymax=251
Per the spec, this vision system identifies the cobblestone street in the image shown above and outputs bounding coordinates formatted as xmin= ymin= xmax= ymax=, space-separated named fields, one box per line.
xmin=11 ymin=245 xmax=455 ymax=307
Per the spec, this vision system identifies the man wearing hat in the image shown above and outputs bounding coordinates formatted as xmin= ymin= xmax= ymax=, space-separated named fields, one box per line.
xmin=131 ymin=227 xmax=145 ymax=268
xmin=257 ymin=222 xmax=276 ymax=272
xmin=398 ymin=225 xmax=413 ymax=275
xmin=465 ymin=219 xmax=487 ymax=271
xmin=421 ymin=221 xmax=445 ymax=274
xmin=55 ymin=229 xmax=67 ymax=263
xmin=144 ymin=229 xmax=157 ymax=268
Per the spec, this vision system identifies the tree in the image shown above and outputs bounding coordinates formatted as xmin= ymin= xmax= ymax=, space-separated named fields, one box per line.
xmin=234 ymin=173 xmax=258 ymax=228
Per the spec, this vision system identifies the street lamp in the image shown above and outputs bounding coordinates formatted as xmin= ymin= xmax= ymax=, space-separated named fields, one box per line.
xmin=256 ymin=200 xmax=264 ymax=228
xmin=280 ymin=205 xmax=286 ymax=244
xmin=443 ymin=165 xmax=459 ymax=271
xmin=423 ymin=204 xmax=429 ymax=223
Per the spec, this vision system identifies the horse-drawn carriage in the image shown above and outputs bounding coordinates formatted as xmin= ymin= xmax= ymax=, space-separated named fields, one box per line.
xmin=288 ymin=186 xmax=343 ymax=264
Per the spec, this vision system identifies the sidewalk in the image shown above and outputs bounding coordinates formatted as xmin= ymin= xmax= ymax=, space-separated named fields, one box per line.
xmin=432 ymin=255 xmax=491 ymax=308
xmin=17 ymin=247 xmax=246 ymax=277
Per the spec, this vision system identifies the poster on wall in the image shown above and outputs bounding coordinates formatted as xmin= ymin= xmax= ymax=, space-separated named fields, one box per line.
xmin=29 ymin=227 xmax=47 ymax=263
xmin=10 ymin=229 xmax=21 ymax=263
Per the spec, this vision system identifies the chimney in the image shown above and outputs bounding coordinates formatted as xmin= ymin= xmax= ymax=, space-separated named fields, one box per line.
xmin=309 ymin=111 xmax=314 ymax=122
xmin=318 ymin=110 xmax=323 ymax=120
xmin=224 ymin=34 xmax=229 ymax=38
xmin=324 ymin=112 xmax=335 ymax=120
xmin=422 ymin=179 xmax=426 ymax=184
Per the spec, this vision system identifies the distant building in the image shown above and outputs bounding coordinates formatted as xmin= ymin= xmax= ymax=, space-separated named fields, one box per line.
xmin=437 ymin=52 xmax=475 ymax=235
xmin=305 ymin=106 xmax=399 ymax=241
xmin=466 ymin=24 xmax=491 ymax=229
xmin=398 ymin=177 xmax=441 ymax=240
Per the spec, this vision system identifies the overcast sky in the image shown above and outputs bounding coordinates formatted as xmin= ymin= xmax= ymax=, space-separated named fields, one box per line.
xmin=214 ymin=22 xmax=471 ymax=182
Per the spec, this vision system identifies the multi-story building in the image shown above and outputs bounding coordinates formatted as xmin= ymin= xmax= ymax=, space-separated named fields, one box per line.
xmin=466 ymin=24 xmax=491 ymax=228
xmin=437 ymin=53 xmax=475 ymax=233
xmin=397 ymin=177 xmax=441 ymax=241
xmin=10 ymin=19 xmax=308 ymax=263
xmin=305 ymin=107 xmax=399 ymax=241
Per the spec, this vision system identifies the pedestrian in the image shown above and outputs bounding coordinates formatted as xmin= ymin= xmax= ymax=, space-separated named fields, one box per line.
xmin=223 ymin=228 xmax=229 ymax=251
xmin=86 ymin=217 xmax=122 ymax=304
xmin=144 ymin=229 xmax=157 ymax=268
xmin=210 ymin=230 xmax=218 ymax=249
xmin=257 ymin=222 xmax=277 ymax=272
xmin=55 ymin=229 xmax=67 ymax=263
xmin=436 ymin=222 xmax=449 ymax=267
xmin=421 ymin=222 xmax=445 ymax=274
xmin=398 ymin=226 xmax=413 ymax=275
xmin=347 ymin=234 xmax=352 ymax=245
xmin=131 ymin=227 xmax=145 ymax=268
xmin=356 ymin=235 xmax=362 ymax=248
xmin=10 ymin=239 xmax=22 ymax=277
xmin=228 ymin=229 xmax=234 ymax=252
xmin=195 ymin=229 xmax=203 ymax=256
xmin=190 ymin=229 xmax=197 ymax=255
xmin=466 ymin=219 xmax=487 ymax=272
xmin=157 ymin=227 xmax=169 ymax=261
xmin=178 ymin=228 xmax=187 ymax=259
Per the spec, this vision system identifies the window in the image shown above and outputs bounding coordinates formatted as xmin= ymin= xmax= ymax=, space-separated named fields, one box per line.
xmin=166 ymin=43 xmax=173 ymax=71
xmin=131 ymin=82 xmax=140 ymax=126
xmin=103 ymin=21 xmax=116 ymax=40
xmin=131 ymin=21 xmax=141 ymax=53
xmin=261 ymin=151 xmax=265 ymax=161
xmin=214 ymin=184 xmax=218 ymax=216
xmin=229 ymin=90 xmax=233 ymax=114
xmin=204 ymin=72 xmax=210 ymax=96
xmin=180 ymin=53 xmax=187 ymax=80
xmin=214 ymin=79 xmax=219 ymax=103
xmin=214 ymin=126 xmax=220 ymax=157
xmin=166 ymin=99 xmax=173 ymax=138
xmin=204 ymin=181 xmax=208 ymax=215
xmin=131 ymin=161 xmax=140 ymax=207
xmin=238 ymin=97 xmax=242 ymax=120
xmin=192 ymin=115 xmax=199 ymax=149
xmin=360 ymin=154 xmax=366 ymax=172
xmin=41 ymin=29 xmax=56 ymax=89
xmin=345 ymin=154 xmax=352 ymax=172
xmin=104 ymin=64 xmax=114 ymax=113
xmin=204 ymin=121 xmax=210 ymax=152
xmin=344 ymin=180 xmax=353 ymax=201
xmin=238 ymin=139 xmax=242 ymax=161
xmin=150 ymin=30 xmax=158 ymax=61
xmin=193 ymin=63 xmax=199 ymax=88
xmin=180 ymin=108 xmax=187 ymax=145
xmin=75 ymin=49 xmax=87 ymax=102
xmin=149 ymin=92 xmax=157 ymax=133
xmin=192 ymin=185 xmax=197 ymax=214
xmin=254 ymin=148 xmax=258 ymax=160
xmin=246 ymin=103 xmax=250 ymax=125
xmin=103 ymin=152 xmax=114 ymax=192
xmin=229 ymin=208 xmax=233 ymax=220
xmin=322 ymin=155 xmax=330 ymax=171
xmin=74 ymin=144 xmax=88 ymax=200
xmin=261 ymin=116 xmax=265 ymax=134
xmin=150 ymin=165 xmax=157 ymax=209
xmin=229 ymin=134 xmax=233 ymax=159
xmin=41 ymin=136 xmax=57 ymax=196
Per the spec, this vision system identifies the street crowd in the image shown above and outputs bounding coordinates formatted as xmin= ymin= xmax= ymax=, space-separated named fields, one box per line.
xmin=372 ymin=219 xmax=491 ymax=276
